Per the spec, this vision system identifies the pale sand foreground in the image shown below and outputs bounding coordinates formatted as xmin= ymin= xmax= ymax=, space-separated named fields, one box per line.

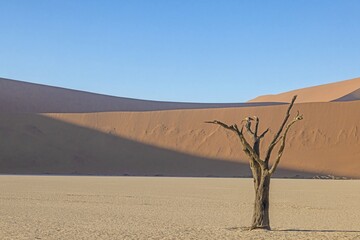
xmin=0 ymin=176 xmax=359 ymax=240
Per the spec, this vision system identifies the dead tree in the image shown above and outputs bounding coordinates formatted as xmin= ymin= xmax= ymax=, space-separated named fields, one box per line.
xmin=206 ymin=95 xmax=303 ymax=230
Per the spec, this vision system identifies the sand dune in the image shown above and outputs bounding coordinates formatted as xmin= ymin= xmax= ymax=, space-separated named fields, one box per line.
xmin=0 ymin=77 xmax=360 ymax=178
xmin=1 ymin=101 xmax=359 ymax=178
xmin=335 ymin=87 xmax=360 ymax=101
xmin=43 ymin=101 xmax=360 ymax=178
xmin=0 ymin=77 xmax=277 ymax=113
xmin=249 ymin=77 xmax=360 ymax=103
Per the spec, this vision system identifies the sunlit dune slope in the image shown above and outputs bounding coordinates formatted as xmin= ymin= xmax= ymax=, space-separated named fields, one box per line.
xmin=1 ymin=101 xmax=359 ymax=178
xmin=249 ymin=77 xmax=360 ymax=103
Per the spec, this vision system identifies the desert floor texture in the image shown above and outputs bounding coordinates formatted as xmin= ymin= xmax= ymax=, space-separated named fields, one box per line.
xmin=0 ymin=176 xmax=359 ymax=240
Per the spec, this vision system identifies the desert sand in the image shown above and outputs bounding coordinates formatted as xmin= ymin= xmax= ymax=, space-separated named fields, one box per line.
xmin=0 ymin=77 xmax=360 ymax=178
xmin=0 ymin=176 xmax=359 ymax=240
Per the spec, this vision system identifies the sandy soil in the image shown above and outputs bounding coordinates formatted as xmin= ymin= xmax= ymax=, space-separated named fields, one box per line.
xmin=0 ymin=176 xmax=359 ymax=240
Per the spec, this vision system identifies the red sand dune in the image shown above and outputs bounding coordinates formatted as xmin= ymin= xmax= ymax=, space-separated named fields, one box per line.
xmin=0 ymin=77 xmax=359 ymax=178
xmin=249 ymin=77 xmax=360 ymax=103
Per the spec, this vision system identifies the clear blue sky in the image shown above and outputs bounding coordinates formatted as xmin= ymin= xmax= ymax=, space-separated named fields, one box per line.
xmin=1 ymin=1 xmax=360 ymax=102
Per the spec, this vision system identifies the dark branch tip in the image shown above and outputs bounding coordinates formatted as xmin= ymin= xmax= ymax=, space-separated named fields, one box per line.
xmin=204 ymin=120 xmax=215 ymax=124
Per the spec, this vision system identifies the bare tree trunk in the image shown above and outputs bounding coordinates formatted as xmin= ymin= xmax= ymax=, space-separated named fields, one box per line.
xmin=251 ymin=173 xmax=271 ymax=230
xmin=206 ymin=95 xmax=302 ymax=230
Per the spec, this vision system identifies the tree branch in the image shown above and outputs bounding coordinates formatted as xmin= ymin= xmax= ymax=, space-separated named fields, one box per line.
xmin=242 ymin=117 xmax=255 ymax=139
xmin=264 ymin=95 xmax=297 ymax=163
xmin=269 ymin=112 xmax=303 ymax=175
xmin=259 ymin=128 xmax=269 ymax=139
xmin=254 ymin=116 xmax=259 ymax=137
xmin=205 ymin=120 xmax=264 ymax=167
xmin=204 ymin=120 xmax=237 ymax=132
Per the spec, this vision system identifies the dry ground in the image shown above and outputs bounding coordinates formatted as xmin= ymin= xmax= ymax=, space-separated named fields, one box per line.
xmin=0 ymin=176 xmax=359 ymax=240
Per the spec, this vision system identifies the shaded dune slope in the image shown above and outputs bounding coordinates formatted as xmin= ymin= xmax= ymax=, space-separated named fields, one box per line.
xmin=0 ymin=113 xmax=306 ymax=177
xmin=0 ymin=77 xmax=277 ymax=113
xmin=249 ymin=77 xmax=360 ymax=103
xmin=1 ymin=101 xmax=359 ymax=178
xmin=334 ymin=87 xmax=360 ymax=102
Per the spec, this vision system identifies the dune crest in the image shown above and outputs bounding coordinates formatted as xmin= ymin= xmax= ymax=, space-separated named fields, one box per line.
xmin=0 ymin=77 xmax=278 ymax=113
xmin=248 ymin=77 xmax=360 ymax=103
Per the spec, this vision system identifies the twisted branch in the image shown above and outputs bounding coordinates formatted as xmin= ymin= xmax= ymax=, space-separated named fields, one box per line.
xmin=269 ymin=112 xmax=303 ymax=175
xmin=205 ymin=95 xmax=301 ymax=175
xmin=264 ymin=95 xmax=297 ymax=163
xmin=205 ymin=120 xmax=264 ymax=167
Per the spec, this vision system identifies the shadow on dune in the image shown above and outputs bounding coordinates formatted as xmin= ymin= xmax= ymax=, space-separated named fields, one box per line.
xmin=0 ymin=77 xmax=284 ymax=113
xmin=0 ymin=113 xmax=315 ymax=177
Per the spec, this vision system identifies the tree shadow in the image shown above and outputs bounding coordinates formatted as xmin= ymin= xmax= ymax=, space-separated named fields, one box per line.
xmin=226 ymin=227 xmax=360 ymax=233
xmin=0 ymin=113 xmax=315 ymax=177
xmin=275 ymin=229 xmax=360 ymax=233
